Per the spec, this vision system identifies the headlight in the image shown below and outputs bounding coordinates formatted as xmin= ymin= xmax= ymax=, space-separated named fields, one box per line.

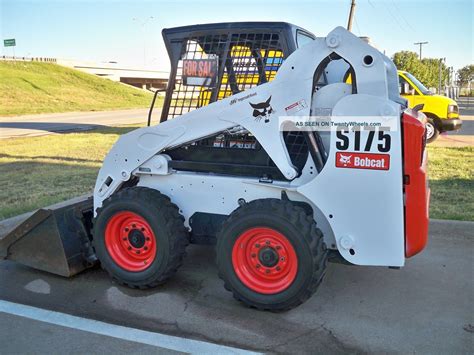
xmin=448 ymin=104 xmax=458 ymax=113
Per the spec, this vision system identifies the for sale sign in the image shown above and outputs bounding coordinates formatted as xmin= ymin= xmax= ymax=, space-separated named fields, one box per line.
xmin=335 ymin=152 xmax=390 ymax=170
xmin=182 ymin=58 xmax=218 ymax=87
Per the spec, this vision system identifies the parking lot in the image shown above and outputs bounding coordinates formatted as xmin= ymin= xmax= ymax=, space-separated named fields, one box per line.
xmin=0 ymin=219 xmax=472 ymax=353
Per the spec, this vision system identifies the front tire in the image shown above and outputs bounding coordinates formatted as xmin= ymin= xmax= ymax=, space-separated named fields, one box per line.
xmin=93 ymin=187 xmax=189 ymax=289
xmin=216 ymin=199 xmax=328 ymax=311
xmin=426 ymin=118 xmax=439 ymax=143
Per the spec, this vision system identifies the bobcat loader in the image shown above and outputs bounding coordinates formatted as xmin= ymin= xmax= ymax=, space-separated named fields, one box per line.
xmin=0 ymin=23 xmax=430 ymax=310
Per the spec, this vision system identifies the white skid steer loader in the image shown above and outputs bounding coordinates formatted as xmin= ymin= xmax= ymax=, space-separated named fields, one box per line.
xmin=0 ymin=23 xmax=430 ymax=311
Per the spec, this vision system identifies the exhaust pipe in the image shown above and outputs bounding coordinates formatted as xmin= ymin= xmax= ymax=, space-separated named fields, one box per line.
xmin=0 ymin=195 xmax=96 ymax=277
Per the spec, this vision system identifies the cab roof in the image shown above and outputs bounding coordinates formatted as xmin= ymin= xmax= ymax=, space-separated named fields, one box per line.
xmin=162 ymin=21 xmax=314 ymax=38
xmin=161 ymin=21 xmax=316 ymax=66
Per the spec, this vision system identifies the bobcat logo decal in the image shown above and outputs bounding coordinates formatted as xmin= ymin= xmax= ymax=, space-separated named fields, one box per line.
xmin=339 ymin=154 xmax=352 ymax=166
xmin=249 ymin=96 xmax=274 ymax=123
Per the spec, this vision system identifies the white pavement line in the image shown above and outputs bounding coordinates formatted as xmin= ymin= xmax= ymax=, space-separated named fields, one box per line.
xmin=0 ymin=300 xmax=260 ymax=355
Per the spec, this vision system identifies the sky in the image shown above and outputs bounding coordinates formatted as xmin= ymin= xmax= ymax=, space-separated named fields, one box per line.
xmin=1 ymin=0 xmax=473 ymax=72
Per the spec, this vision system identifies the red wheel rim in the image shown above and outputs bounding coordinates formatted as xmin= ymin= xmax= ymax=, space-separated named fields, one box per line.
xmin=105 ymin=211 xmax=157 ymax=272
xmin=232 ymin=227 xmax=298 ymax=294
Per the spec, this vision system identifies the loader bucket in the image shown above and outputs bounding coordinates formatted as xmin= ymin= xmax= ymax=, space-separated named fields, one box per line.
xmin=0 ymin=195 xmax=96 ymax=277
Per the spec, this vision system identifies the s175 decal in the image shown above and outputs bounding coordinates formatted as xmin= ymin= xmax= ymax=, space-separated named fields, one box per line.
xmin=336 ymin=127 xmax=391 ymax=153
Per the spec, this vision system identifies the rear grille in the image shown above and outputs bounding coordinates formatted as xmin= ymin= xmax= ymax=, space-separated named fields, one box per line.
xmin=283 ymin=131 xmax=309 ymax=171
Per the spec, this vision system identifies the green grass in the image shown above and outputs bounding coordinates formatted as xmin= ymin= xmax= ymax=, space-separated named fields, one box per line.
xmin=0 ymin=61 xmax=154 ymax=116
xmin=426 ymin=146 xmax=473 ymax=221
xmin=0 ymin=132 xmax=472 ymax=221
xmin=0 ymin=125 xmax=139 ymax=219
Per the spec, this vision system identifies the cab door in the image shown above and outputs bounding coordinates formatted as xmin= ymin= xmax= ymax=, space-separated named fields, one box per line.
xmin=398 ymin=73 xmax=422 ymax=108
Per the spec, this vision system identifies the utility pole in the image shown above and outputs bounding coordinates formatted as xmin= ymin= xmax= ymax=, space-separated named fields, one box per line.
xmin=347 ymin=0 xmax=356 ymax=32
xmin=438 ymin=57 xmax=445 ymax=95
xmin=449 ymin=66 xmax=455 ymax=99
xmin=133 ymin=16 xmax=154 ymax=67
xmin=414 ymin=41 xmax=428 ymax=60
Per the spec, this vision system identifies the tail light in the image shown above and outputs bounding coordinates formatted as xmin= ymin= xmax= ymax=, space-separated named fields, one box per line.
xmin=402 ymin=109 xmax=430 ymax=257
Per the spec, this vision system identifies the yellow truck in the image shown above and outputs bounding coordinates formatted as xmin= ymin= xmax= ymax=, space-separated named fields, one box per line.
xmin=398 ymin=71 xmax=462 ymax=142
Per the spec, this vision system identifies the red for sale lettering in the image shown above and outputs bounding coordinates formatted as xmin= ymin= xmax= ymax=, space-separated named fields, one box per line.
xmin=183 ymin=59 xmax=217 ymax=78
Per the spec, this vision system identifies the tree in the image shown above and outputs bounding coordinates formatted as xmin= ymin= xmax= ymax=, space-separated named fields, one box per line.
xmin=421 ymin=58 xmax=448 ymax=89
xmin=392 ymin=51 xmax=422 ymax=75
xmin=457 ymin=65 xmax=474 ymax=87
xmin=392 ymin=51 xmax=448 ymax=90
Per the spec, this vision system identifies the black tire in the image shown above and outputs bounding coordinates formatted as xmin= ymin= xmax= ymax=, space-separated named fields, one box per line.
xmin=93 ymin=187 xmax=189 ymax=289
xmin=426 ymin=118 xmax=440 ymax=143
xmin=216 ymin=199 xmax=328 ymax=311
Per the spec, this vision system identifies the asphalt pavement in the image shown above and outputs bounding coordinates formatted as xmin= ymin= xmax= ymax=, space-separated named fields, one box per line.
xmin=0 ymin=219 xmax=472 ymax=353
xmin=0 ymin=108 xmax=157 ymax=139
xmin=0 ymin=312 xmax=182 ymax=354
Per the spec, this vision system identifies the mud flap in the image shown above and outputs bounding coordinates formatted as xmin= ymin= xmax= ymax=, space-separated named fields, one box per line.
xmin=0 ymin=195 xmax=96 ymax=277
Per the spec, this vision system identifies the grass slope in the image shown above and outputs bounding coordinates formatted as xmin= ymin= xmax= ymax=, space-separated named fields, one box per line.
xmin=0 ymin=61 xmax=153 ymax=116
xmin=0 ymin=130 xmax=472 ymax=221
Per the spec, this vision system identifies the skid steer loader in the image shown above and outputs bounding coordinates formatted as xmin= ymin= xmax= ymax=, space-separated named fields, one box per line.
xmin=0 ymin=22 xmax=430 ymax=310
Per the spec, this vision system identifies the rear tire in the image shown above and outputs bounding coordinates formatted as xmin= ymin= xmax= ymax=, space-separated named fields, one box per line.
xmin=93 ymin=187 xmax=189 ymax=289
xmin=216 ymin=199 xmax=328 ymax=311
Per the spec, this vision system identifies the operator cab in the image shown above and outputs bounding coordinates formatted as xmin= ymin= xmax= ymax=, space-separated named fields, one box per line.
xmin=155 ymin=22 xmax=362 ymax=182
xmin=159 ymin=22 xmax=315 ymax=121
xmin=157 ymin=22 xmax=319 ymax=181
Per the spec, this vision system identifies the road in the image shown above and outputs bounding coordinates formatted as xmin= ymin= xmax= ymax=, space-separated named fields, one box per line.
xmin=458 ymin=96 xmax=474 ymax=116
xmin=0 ymin=97 xmax=472 ymax=146
xmin=0 ymin=219 xmax=472 ymax=353
xmin=0 ymin=108 xmax=157 ymax=139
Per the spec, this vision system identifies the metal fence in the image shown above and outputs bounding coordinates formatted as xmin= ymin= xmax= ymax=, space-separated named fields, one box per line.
xmin=0 ymin=56 xmax=57 ymax=62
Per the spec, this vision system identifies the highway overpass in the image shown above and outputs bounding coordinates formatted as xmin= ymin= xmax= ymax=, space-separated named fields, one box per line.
xmin=58 ymin=59 xmax=169 ymax=90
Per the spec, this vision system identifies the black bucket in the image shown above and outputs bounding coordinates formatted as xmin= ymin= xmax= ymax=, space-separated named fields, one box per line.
xmin=0 ymin=195 xmax=96 ymax=277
